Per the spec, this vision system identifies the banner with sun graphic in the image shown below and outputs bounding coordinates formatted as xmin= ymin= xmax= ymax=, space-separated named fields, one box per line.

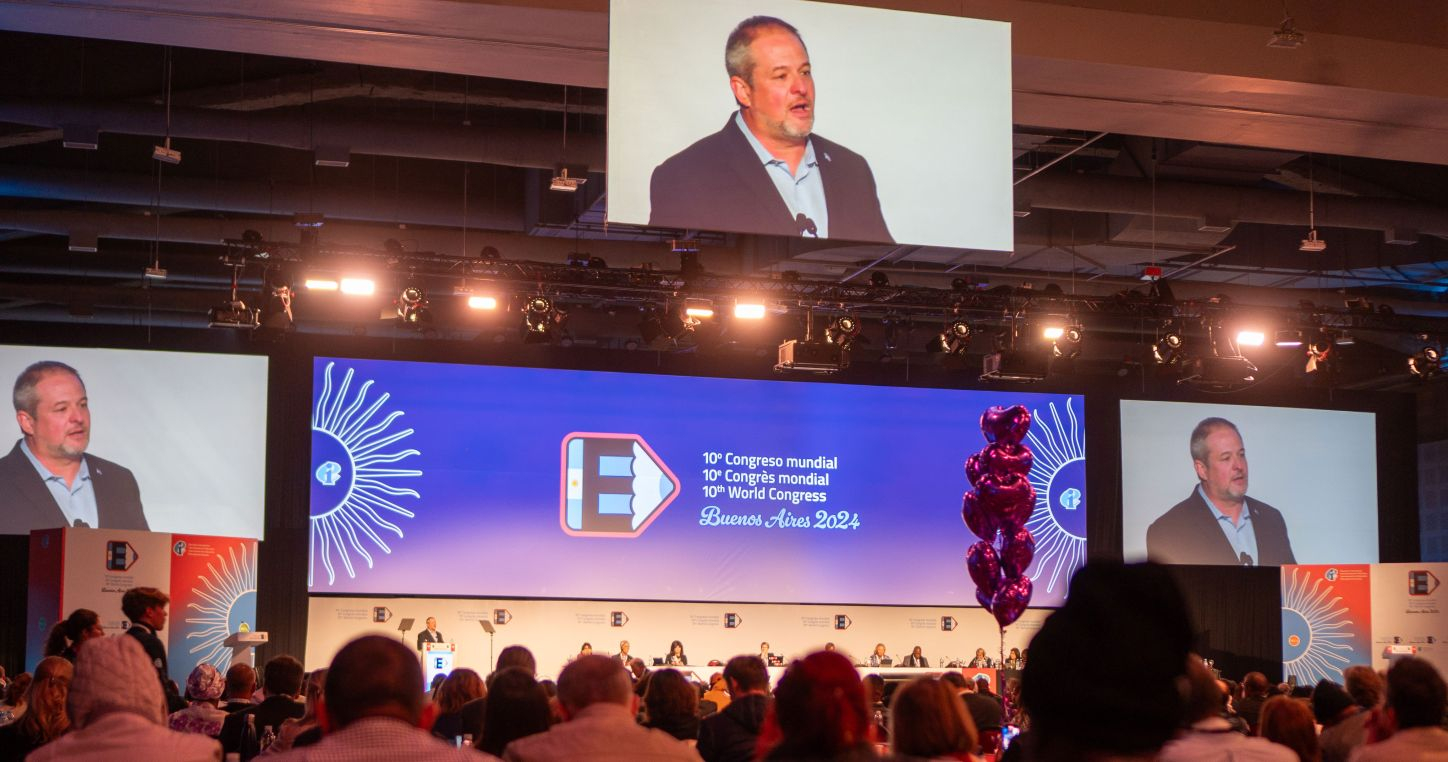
xmin=1280 ymin=564 xmax=1372 ymax=685
xmin=168 ymin=535 xmax=259 ymax=687
xmin=307 ymin=357 xmax=1088 ymax=608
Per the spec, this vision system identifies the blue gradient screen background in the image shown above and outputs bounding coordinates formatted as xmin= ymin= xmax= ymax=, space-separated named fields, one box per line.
xmin=308 ymin=357 xmax=1087 ymax=607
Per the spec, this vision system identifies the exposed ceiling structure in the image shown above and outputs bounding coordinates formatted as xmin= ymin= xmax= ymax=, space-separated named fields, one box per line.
xmin=2 ymin=0 xmax=1447 ymax=391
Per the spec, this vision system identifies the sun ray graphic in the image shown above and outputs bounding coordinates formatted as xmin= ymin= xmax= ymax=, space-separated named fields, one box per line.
xmin=1281 ymin=567 xmax=1356 ymax=683
xmin=1023 ymin=396 xmax=1088 ymax=597
xmin=183 ymin=544 xmax=257 ymax=671
xmin=310 ymin=361 xmax=423 ymax=586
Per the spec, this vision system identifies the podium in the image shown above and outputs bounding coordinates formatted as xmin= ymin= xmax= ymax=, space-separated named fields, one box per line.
xmin=223 ymin=631 xmax=269 ymax=668
xmin=422 ymin=642 xmax=456 ymax=688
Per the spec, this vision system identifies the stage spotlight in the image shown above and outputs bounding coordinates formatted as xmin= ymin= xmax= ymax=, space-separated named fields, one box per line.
xmin=258 ymin=267 xmax=294 ymax=331
xmin=940 ymin=320 xmax=972 ymax=355
xmin=305 ymin=277 xmax=339 ymax=291
xmin=1409 ymin=346 xmax=1443 ymax=378
xmin=467 ymin=295 xmax=498 ymax=310
xmin=684 ymin=298 xmax=715 ymax=319
xmin=1052 ymin=325 xmax=1083 ymax=359
xmin=1236 ymin=330 xmax=1265 ymax=347
xmin=395 ymin=285 xmax=431 ymax=326
xmin=1041 ymin=325 xmax=1065 ymax=341
xmin=870 ymin=271 xmax=890 ymax=287
xmin=1274 ymin=330 xmax=1303 ymax=348
xmin=826 ymin=315 xmax=862 ymax=349
xmin=523 ymin=296 xmax=556 ymax=340
xmin=340 ymin=278 xmax=375 ymax=296
xmin=1305 ymin=338 xmax=1332 ymax=374
xmin=734 ymin=301 xmax=766 ymax=320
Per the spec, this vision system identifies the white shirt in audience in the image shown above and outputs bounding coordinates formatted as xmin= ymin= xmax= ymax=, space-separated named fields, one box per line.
xmin=1157 ymin=717 xmax=1298 ymax=762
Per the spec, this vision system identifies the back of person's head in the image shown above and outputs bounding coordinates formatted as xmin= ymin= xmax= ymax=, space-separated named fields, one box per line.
xmin=557 ymin=655 xmax=632 ymax=715
xmin=1257 ymin=695 xmax=1320 ymax=762
xmin=1020 ymin=561 xmax=1193 ymax=759
xmin=862 ymin=673 xmax=885 ymax=704
xmin=481 ymin=667 xmax=552 ymax=757
xmin=4 ymin=673 xmax=31 ymax=705
xmin=723 ymin=655 xmax=769 ymax=694
xmin=1183 ymin=657 xmax=1224 ymax=723
xmin=767 ymin=650 xmax=871 ymax=757
xmin=323 ymin=635 xmax=425 ymax=728
xmin=263 ymin=654 xmax=304 ymax=697
xmin=120 ymin=587 xmax=168 ymax=624
xmin=939 ymin=671 xmax=968 ymax=692
xmin=45 ymin=608 xmax=100 ymax=657
xmin=495 ymin=645 xmax=537 ymax=677
xmin=184 ymin=663 xmax=225 ymax=703
xmin=1384 ymin=656 xmax=1447 ymax=729
xmin=225 ymin=663 xmax=257 ymax=699
xmin=1243 ymin=672 xmax=1269 ymax=697
xmin=974 ymin=676 xmax=992 ymax=695
xmin=644 ymin=668 xmax=697 ymax=725
xmin=889 ymin=677 xmax=977 ymax=759
xmin=18 ymin=656 xmax=72 ymax=744
xmin=68 ymin=634 xmax=165 ymax=728
xmin=436 ymin=668 xmax=485 ymax=715
xmin=1310 ymin=679 xmax=1354 ymax=726
xmin=1343 ymin=665 xmax=1384 ymax=709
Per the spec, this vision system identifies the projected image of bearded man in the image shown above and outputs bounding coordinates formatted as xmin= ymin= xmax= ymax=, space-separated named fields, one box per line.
xmin=649 ymin=16 xmax=892 ymax=243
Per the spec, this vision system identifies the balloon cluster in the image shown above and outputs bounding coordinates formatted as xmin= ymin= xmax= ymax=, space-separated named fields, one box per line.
xmin=963 ymin=405 xmax=1037 ymax=629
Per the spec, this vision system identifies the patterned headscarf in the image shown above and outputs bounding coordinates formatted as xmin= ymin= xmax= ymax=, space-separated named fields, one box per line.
xmin=186 ymin=663 xmax=225 ymax=702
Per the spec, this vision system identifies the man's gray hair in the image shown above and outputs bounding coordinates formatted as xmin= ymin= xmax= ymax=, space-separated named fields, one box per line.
xmin=1189 ymin=417 xmax=1240 ymax=464
xmin=13 ymin=361 xmax=84 ymax=417
xmin=725 ymin=16 xmax=805 ymax=86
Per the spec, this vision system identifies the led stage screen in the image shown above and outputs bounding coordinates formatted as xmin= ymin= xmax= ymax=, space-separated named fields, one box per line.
xmin=606 ymin=0 xmax=1013 ymax=250
xmin=0 ymin=345 xmax=268 ymax=538
xmin=307 ymin=358 xmax=1086 ymax=606
xmin=1120 ymin=400 xmax=1378 ymax=566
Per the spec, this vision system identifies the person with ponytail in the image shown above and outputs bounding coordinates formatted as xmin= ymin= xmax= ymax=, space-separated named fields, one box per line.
xmin=43 ymin=610 xmax=103 ymax=663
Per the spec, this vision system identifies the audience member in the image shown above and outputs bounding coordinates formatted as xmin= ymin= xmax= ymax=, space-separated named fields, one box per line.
xmin=1215 ymin=679 xmax=1250 ymax=734
xmin=0 ymin=675 xmax=30 ymax=726
xmin=0 ymin=667 xmax=7 ymax=694
xmin=960 ymin=676 xmax=1002 ymax=741
xmin=862 ymin=673 xmax=888 ymax=742
xmin=1343 ymin=667 xmax=1385 ymax=711
xmin=429 ymin=674 xmax=446 ymax=703
xmin=0 ymin=656 xmax=72 ymax=760
xmin=502 ymin=654 xmax=700 ymax=761
xmin=268 ymin=668 xmax=326 ymax=754
xmin=644 ymin=669 xmax=700 ymax=743
xmin=757 ymin=651 xmax=875 ymax=762
xmin=28 ymin=635 xmax=219 ymax=761
xmin=889 ymin=677 xmax=980 ymax=761
xmin=121 ymin=587 xmax=184 ymax=713
xmin=219 ymin=655 xmax=305 ymax=757
xmin=698 ymin=656 xmax=770 ymax=762
xmin=1016 ymin=561 xmax=1195 ymax=762
xmin=1258 ymin=695 xmax=1321 ymax=762
xmin=167 ymin=663 xmax=228 ymax=737
xmin=1238 ymin=672 xmax=1271 ymax=734
xmin=968 ymin=648 xmax=993 ymax=669
xmin=1350 ymin=657 xmax=1448 ymax=762
xmin=1313 ymin=679 xmax=1368 ymax=762
xmin=478 ymin=668 xmax=551 ymax=758
xmin=1158 ymin=657 xmax=1294 ymax=762
xmin=222 ymin=664 xmax=258 ymax=713
xmin=43 ymin=609 xmax=103 ymax=663
xmin=266 ymin=635 xmax=487 ymax=760
xmin=430 ymin=668 xmax=485 ymax=743
xmin=700 ymin=672 xmax=731 ymax=715
xmin=495 ymin=646 xmax=538 ymax=680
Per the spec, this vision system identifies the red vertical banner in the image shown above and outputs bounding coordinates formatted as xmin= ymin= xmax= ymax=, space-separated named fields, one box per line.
xmin=1280 ymin=564 xmax=1372 ymax=685
xmin=167 ymin=535 xmax=259 ymax=687
xmin=25 ymin=529 xmax=65 ymax=670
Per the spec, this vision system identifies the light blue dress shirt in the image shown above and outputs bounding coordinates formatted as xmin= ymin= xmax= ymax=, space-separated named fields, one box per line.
xmin=734 ymin=111 xmax=829 ymax=238
xmin=1198 ymin=484 xmax=1258 ymax=565
xmin=20 ymin=438 xmax=98 ymax=528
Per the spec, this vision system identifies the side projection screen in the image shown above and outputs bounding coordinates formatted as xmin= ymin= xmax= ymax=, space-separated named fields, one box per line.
xmin=307 ymin=358 xmax=1087 ymax=606
xmin=606 ymin=0 xmax=1013 ymax=251
xmin=1121 ymin=400 xmax=1378 ymax=566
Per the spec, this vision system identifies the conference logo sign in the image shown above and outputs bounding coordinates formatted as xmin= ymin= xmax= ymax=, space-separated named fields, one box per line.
xmin=1280 ymin=564 xmax=1371 ymax=685
xmin=310 ymin=361 xmax=422 ymax=586
xmin=1024 ymin=396 xmax=1087 ymax=595
xmin=179 ymin=540 xmax=258 ymax=674
xmin=561 ymin=433 xmax=679 ymax=538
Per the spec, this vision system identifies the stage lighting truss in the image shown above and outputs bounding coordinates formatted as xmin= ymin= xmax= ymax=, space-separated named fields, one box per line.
xmin=826 ymin=314 xmax=862 ymax=349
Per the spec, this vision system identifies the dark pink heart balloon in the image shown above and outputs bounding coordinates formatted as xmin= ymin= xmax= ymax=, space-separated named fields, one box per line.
xmin=992 ymin=576 xmax=1034 ymax=628
xmin=977 ymin=473 xmax=1033 ymax=513
xmin=964 ymin=453 xmax=986 ymax=486
xmin=996 ymin=485 xmax=1037 ymax=535
xmin=1000 ymin=527 xmax=1037 ymax=578
xmin=980 ymin=405 xmax=1032 ymax=447
xmin=982 ymin=443 xmax=1034 ymax=477
xmin=961 ymin=491 xmax=999 ymax=541
xmin=975 ymin=587 xmax=995 ymax=612
xmin=966 ymin=541 xmax=1003 ymax=599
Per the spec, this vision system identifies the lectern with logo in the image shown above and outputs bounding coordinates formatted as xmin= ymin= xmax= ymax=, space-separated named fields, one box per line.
xmin=423 ymin=642 xmax=456 ymax=687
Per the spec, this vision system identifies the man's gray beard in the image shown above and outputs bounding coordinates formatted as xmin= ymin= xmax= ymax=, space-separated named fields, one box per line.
xmin=57 ymin=441 xmax=87 ymax=459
